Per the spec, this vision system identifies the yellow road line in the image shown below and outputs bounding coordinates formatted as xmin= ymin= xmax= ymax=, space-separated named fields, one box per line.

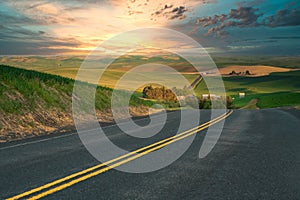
xmin=28 ymin=110 xmax=232 ymax=200
xmin=7 ymin=110 xmax=232 ymax=200
xmin=7 ymin=111 xmax=227 ymax=200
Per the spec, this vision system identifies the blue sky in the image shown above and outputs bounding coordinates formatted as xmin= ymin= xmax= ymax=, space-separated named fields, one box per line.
xmin=0 ymin=0 xmax=299 ymax=56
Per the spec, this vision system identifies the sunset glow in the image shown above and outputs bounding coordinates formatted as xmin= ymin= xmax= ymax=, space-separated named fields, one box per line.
xmin=0 ymin=0 xmax=299 ymax=55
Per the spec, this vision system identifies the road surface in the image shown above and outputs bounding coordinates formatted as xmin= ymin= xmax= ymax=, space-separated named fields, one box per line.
xmin=1 ymin=109 xmax=299 ymax=199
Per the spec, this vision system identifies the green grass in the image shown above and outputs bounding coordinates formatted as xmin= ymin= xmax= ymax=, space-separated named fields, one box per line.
xmin=232 ymin=92 xmax=300 ymax=109
xmin=0 ymin=65 xmax=73 ymax=113
xmin=223 ymin=70 xmax=300 ymax=95
xmin=195 ymin=70 xmax=300 ymax=109
xmin=1 ymin=56 xmax=300 ymax=109
xmin=0 ymin=65 xmax=154 ymax=114
xmin=256 ymin=92 xmax=300 ymax=108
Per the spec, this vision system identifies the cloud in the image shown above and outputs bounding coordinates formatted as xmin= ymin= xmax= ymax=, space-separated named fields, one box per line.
xmin=151 ymin=5 xmax=188 ymax=20
xmin=0 ymin=25 xmax=45 ymax=41
xmin=229 ymin=7 xmax=261 ymax=26
xmin=0 ymin=40 xmax=79 ymax=55
xmin=0 ymin=0 xmax=219 ymax=55
xmin=196 ymin=6 xmax=262 ymax=37
xmin=238 ymin=0 xmax=266 ymax=7
xmin=172 ymin=6 xmax=186 ymax=14
xmin=151 ymin=0 xmax=216 ymax=21
xmin=264 ymin=7 xmax=300 ymax=27
xmin=269 ymin=36 xmax=300 ymax=40
xmin=196 ymin=14 xmax=227 ymax=27
xmin=0 ymin=13 xmax=34 ymax=25
xmin=0 ymin=34 xmax=91 ymax=55
xmin=169 ymin=6 xmax=187 ymax=20
xmin=196 ymin=3 xmax=300 ymax=38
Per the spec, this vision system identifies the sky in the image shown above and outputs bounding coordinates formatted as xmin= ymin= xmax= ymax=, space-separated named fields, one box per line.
xmin=0 ymin=0 xmax=299 ymax=56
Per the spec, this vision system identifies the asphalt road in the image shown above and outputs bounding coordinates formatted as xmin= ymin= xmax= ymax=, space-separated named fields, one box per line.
xmin=1 ymin=109 xmax=299 ymax=200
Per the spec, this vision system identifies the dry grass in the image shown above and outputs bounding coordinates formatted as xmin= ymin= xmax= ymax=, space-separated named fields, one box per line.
xmin=295 ymin=106 xmax=300 ymax=110
xmin=0 ymin=105 xmax=162 ymax=143
xmin=218 ymin=65 xmax=294 ymax=77
xmin=240 ymin=99 xmax=259 ymax=109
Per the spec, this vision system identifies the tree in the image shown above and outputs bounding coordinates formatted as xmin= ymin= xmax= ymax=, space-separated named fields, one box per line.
xmin=227 ymin=96 xmax=233 ymax=108
xmin=142 ymin=85 xmax=152 ymax=98
xmin=229 ymin=70 xmax=237 ymax=75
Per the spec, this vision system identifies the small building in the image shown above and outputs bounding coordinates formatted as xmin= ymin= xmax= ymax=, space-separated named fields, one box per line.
xmin=202 ymin=94 xmax=209 ymax=99
xmin=202 ymin=94 xmax=221 ymax=100
xmin=177 ymin=96 xmax=186 ymax=101
xmin=239 ymin=92 xmax=245 ymax=98
xmin=210 ymin=94 xmax=221 ymax=100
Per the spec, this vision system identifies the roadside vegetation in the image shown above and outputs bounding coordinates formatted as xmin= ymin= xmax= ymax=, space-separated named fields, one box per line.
xmin=142 ymin=85 xmax=233 ymax=109
xmin=0 ymin=65 xmax=154 ymax=142
xmin=232 ymin=92 xmax=300 ymax=109
xmin=1 ymin=55 xmax=299 ymax=112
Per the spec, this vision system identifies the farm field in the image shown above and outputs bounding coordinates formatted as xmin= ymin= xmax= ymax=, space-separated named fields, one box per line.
xmin=1 ymin=56 xmax=300 ymax=109
xmin=0 ymin=56 xmax=198 ymax=89
xmin=195 ymin=70 xmax=300 ymax=108
xmin=211 ymin=65 xmax=294 ymax=76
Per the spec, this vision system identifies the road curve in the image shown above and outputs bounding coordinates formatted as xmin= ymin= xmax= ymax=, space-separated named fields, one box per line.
xmin=1 ymin=109 xmax=299 ymax=200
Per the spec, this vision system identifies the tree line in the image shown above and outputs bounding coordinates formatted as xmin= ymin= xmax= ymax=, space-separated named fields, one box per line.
xmin=142 ymin=85 xmax=233 ymax=109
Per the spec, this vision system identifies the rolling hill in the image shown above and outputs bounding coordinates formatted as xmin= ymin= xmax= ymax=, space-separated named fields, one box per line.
xmin=0 ymin=65 xmax=154 ymax=142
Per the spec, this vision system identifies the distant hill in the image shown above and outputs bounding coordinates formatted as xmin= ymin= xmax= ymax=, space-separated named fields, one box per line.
xmin=213 ymin=56 xmax=300 ymax=69
xmin=0 ymin=55 xmax=196 ymax=74
xmin=0 ymin=65 xmax=154 ymax=142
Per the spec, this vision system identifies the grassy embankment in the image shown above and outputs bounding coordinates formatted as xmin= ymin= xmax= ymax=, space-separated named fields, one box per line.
xmin=0 ymin=65 xmax=154 ymax=142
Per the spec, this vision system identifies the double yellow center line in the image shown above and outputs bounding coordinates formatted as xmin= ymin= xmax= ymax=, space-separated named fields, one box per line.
xmin=7 ymin=110 xmax=233 ymax=200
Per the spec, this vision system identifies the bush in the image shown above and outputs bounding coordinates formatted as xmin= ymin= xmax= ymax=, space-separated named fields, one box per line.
xmin=142 ymin=85 xmax=177 ymax=102
xmin=199 ymin=96 xmax=232 ymax=109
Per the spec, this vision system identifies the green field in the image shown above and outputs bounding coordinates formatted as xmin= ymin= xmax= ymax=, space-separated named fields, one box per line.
xmin=231 ymin=92 xmax=300 ymax=109
xmin=0 ymin=65 xmax=157 ymax=141
xmin=213 ymin=56 xmax=300 ymax=68
xmin=0 ymin=56 xmax=199 ymax=89
xmin=1 ymin=56 xmax=300 ymax=109
xmin=0 ymin=65 xmax=155 ymax=114
xmin=195 ymin=70 xmax=300 ymax=108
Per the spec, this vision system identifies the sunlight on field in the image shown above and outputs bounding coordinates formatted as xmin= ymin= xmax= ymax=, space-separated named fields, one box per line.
xmin=0 ymin=56 xmax=199 ymax=89
xmin=1 ymin=56 xmax=300 ymax=109
xmin=217 ymin=65 xmax=294 ymax=76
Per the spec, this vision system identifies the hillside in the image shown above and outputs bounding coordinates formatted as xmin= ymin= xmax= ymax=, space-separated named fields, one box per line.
xmin=213 ymin=56 xmax=300 ymax=69
xmin=2 ymin=55 xmax=299 ymax=90
xmin=0 ymin=56 xmax=200 ymax=89
xmin=0 ymin=65 xmax=154 ymax=142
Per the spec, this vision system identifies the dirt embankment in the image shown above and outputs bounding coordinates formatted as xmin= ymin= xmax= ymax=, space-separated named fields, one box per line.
xmin=240 ymin=99 xmax=259 ymax=109
xmin=0 ymin=105 xmax=160 ymax=143
xmin=0 ymin=65 xmax=162 ymax=143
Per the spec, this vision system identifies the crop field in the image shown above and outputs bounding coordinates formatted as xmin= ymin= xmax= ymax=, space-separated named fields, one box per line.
xmin=1 ymin=56 xmax=299 ymax=109
xmin=195 ymin=70 xmax=300 ymax=108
